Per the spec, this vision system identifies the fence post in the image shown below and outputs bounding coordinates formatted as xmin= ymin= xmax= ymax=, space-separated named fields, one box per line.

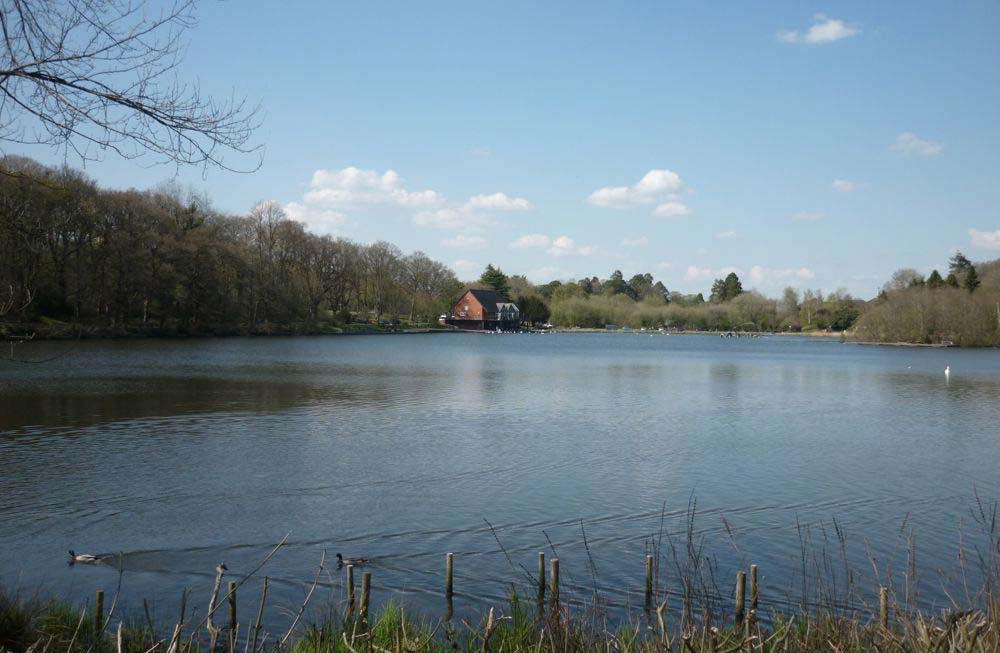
xmin=445 ymin=553 xmax=454 ymax=599
xmin=735 ymin=570 xmax=746 ymax=626
xmin=94 ymin=590 xmax=105 ymax=636
xmin=537 ymin=552 xmax=546 ymax=602
xmin=346 ymin=564 xmax=355 ymax=618
xmin=227 ymin=581 xmax=237 ymax=643
xmin=360 ymin=572 xmax=372 ymax=623
xmin=645 ymin=555 xmax=654 ymax=609
xmin=549 ymin=558 xmax=560 ymax=608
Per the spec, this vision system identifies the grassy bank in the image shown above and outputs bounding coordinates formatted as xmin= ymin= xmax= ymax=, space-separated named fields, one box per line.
xmin=2 ymin=580 xmax=997 ymax=653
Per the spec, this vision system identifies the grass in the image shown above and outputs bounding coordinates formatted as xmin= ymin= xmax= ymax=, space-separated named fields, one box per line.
xmin=3 ymin=495 xmax=998 ymax=652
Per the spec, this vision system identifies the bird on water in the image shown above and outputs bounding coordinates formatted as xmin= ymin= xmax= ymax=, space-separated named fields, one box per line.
xmin=336 ymin=553 xmax=368 ymax=567
xmin=68 ymin=550 xmax=109 ymax=565
xmin=945 ymin=365 xmax=951 ymax=379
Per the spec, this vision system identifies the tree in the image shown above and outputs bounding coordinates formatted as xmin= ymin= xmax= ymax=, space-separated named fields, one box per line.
xmin=884 ymin=268 xmax=923 ymax=292
xmin=949 ymin=251 xmax=973 ymax=276
xmin=927 ymin=269 xmax=944 ymax=289
xmin=711 ymin=272 xmax=743 ymax=302
xmin=0 ymin=0 xmax=261 ymax=171
xmin=945 ymin=272 xmax=960 ymax=288
xmin=516 ymin=294 xmax=550 ymax=325
xmin=478 ymin=264 xmax=509 ymax=297
xmin=964 ymin=265 xmax=981 ymax=293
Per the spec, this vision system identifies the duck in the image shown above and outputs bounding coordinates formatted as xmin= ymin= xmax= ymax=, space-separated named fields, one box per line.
xmin=68 ymin=550 xmax=108 ymax=565
xmin=336 ymin=553 xmax=368 ymax=567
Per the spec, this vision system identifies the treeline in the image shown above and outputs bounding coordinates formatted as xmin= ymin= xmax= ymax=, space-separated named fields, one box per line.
xmin=486 ymin=268 xmax=861 ymax=332
xmin=852 ymin=253 xmax=1000 ymax=346
xmin=0 ymin=157 xmax=462 ymax=336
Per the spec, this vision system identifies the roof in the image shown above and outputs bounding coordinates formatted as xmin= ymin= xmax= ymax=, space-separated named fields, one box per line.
xmin=464 ymin=288 xmax=518 ymax=312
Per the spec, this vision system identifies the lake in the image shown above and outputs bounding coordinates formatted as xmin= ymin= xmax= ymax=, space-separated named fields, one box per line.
xmin=1 ymin=333 xmax=998 ymax=627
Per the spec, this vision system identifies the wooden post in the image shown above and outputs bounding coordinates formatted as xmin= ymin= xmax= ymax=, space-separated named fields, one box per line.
xmin=227 ymin=581 xmax=237 ymax=641
xmin=749 ymin=564 xmax=759 ymax=612
xmin=735 ymin=570 xmax=746 ymax=626
xmin=360 ymin=571 xmax=371 ymax=622
xmin=549 ymin=558 xmax=560 ymax=607
xmin=645 ymin=555 xmax=654 ymax=609
xmin=445 ymin=552 xmax=454 ymax=598
xmin=94 ymin=589 xmax=105 ymax=636
xmin=879 ymin=586 xmax=888 ymax=631
xmin=346 ymin=565 xmax=355 ymax=618
xmin=537 ymin=552 xmax=546 ymax=602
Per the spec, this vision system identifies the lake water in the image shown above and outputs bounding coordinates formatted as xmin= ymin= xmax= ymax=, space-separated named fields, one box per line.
xmin=1 ymin=333 xmax=998 ymax=628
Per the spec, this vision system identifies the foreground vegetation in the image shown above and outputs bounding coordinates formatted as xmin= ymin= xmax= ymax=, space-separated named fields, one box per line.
xmin=3 ymin=495 xmax=997 ymax=653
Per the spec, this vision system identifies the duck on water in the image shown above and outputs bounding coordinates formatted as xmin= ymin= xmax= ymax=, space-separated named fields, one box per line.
xmin=336 ymin=553 xmax=368 ymax=567
xmin=68 ymin=550 xmax=113 ymax=565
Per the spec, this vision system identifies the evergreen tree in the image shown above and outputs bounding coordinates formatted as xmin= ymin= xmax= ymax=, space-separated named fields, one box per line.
xmin=963 ymin=265 xmax=981 ymax=292
xmin=945 ymin=272 xmax=960 ymax=288
xmin=949 ymin=251 xmax=973 ymax=276
xmin=479 ymin=264 xmax=510 ymax=297
xmin=927 ymin=269 xmax=944 ymax=288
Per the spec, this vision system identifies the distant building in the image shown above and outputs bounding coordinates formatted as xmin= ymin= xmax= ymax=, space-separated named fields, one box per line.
xmin=444 ymin=289 xmax=520 ymax=330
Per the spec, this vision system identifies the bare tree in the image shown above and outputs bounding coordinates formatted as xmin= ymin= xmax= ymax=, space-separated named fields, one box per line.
xmin=0 ymin=0 xmax=261 ymax=170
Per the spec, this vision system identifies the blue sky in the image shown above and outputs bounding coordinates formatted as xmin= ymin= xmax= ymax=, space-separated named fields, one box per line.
xmin=9 ymin=1 xmax=1000 ymax=297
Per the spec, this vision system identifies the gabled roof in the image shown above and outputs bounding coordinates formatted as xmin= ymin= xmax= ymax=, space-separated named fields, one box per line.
xmin=464 ymin=288 xmax=518 ymax=312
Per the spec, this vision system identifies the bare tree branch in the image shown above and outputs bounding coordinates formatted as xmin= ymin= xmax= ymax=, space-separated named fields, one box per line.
xmin=0 ymin=0 xmax=262 ymax=172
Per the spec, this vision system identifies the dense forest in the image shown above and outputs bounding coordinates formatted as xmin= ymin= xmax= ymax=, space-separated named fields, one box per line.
xmin=851 ymin=254 xmax=1000 ymax=346
xmin=3 ymin=157 xmax=999 ymax=345
xmin=0 ymin=157 xmax=462 ymax=336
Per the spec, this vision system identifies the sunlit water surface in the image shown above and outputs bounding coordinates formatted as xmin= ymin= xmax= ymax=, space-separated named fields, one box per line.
xmin=1 ymin=333 xmax=998 ymax=627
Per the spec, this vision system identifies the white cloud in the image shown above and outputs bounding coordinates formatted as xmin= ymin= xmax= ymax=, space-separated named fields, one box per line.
xmin=656 ymin=261 xmax=674 ymax=270
xmin=286 ymin=165 xmax=532 ymax=234
xmin=587 ymin=169 xmax=688 ymax=217
xmin=510 ymin=233 xmax=551 ymax=249
xmin=832 ymin=179 xmax=865 ymax=193
xmin=284 ymin=202 xmax=347 ymax=235
xmin=684 ymin=266 xmax=713 ymax=281
xmin=749 ymin=265 xmax=816 ymax=286
xmin=305 ymin=167 xmax=442 ymax=209
xmin=715 ymin=231 xmax=737 ymax=239
xmin=414 ymin=208 xmax=492 ymax=230
xmin=547 ymin=235 xmax=598 ymax=257
xmin=970 ymin=228 xmax=1000 ymax=250
xmin=464 ymin=192 xmax=532 ymax=211
xmin=621 ymin=236 xmax=649 ymax=247
xmin=778 ymin=14 xmax=859 ymax=45
xmin=512 ymin=233 xmax=596 ymax=257
xmin=792 ymin=211 xmax=824 ymax=222
xmin=442 ymin=234 xmax=487 ymax=249
xmin=451 ymin=259 xmax=480 ymax=275
xmin=891 ymin=132 xmax=943 ymax=157
xmin=653 ymin=201 xmax=691 ymax=218
xmin=718 ymin=266 xmax=744 ymax=277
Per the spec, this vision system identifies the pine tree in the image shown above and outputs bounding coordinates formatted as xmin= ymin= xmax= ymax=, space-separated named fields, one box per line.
xmin=949 ymin=251 xmax=972 ymax=276
xmin=964 ymin=265 xmax=981 ymax=293
xmin=479 ymin=264 xmax=510 ymax=297
xmin=945 ymin=273 xmax=960 ymax=288
xmin=927 ymin=269 xmax=944 ymax=288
